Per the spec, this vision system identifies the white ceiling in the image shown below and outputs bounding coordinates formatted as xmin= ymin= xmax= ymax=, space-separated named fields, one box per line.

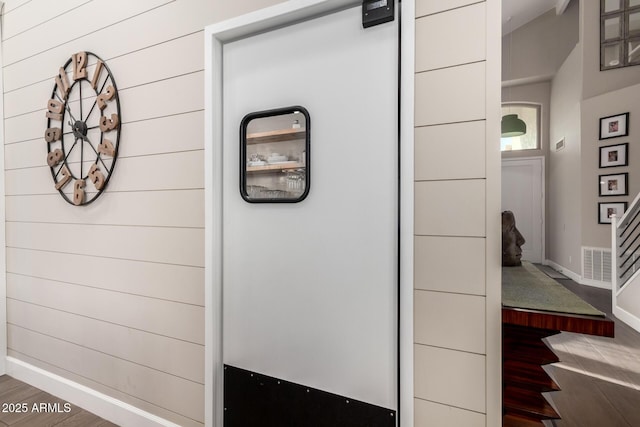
xmin=502 ymin=0 xmax=566 ymax=35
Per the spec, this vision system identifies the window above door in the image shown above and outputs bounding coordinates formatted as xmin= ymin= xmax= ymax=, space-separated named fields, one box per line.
xmin=501 ymin=103 xmax=541 ymax=152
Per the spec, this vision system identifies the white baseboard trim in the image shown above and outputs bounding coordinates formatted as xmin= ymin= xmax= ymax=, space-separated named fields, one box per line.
xmin=544 ymin=259 xmax=612 ymax=289
xmin=543 ymin=259 xmax=581 ymax=282
xmin=613 ymin=305 xmax=640 ymax=334
xmin=5 ymin=357 xmax=182 ymax=427
xmin=579 ymin=278 xmax=612 ymax=290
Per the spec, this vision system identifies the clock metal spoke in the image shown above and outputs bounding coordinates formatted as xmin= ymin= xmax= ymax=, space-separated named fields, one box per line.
xmin=53 ymin=138 xmax=80 ymax=180
xmin=84 ymin=103 xmax=100 ymax=126
xmin=55 ymin=92 xmax=79 ymax=126
xmin=86 ymin=124 xmax=113 ymax=136
xmin=80 ymin=133 xmax=84 ymax=178
xmin=85 ymin=76 xmax=110 ymax=121
xmin=79 ymin=80 xmax=84 ymax=121
xmin=84 ymin=140 xmax=111 ymax=171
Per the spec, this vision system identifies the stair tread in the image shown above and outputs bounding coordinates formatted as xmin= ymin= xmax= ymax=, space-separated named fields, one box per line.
xmin=504 ymin=385 xmax=560 ymax=420
xmin=504 ymin=360 xmax=561 ymax=392
xmin=503 ymin=413 xmax=546 ymax=427
xmin=503 ymin=324 xmax=560 ymax=341
xmin=503 ymin=338 xmax=560 ymax=365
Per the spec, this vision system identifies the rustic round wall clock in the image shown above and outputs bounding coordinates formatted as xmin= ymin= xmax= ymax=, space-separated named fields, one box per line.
xmin=45 ymin=51 xmax=121 ymax=206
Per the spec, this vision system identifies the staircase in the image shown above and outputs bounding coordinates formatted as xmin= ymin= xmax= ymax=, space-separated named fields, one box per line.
xmin=612 ymin=191 xmax=640 ymax=333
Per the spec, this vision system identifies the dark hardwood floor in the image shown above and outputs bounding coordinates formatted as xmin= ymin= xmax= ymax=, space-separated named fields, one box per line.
xmin=543 ymin=275 xmax=640 ymax=427
xmin=0 ymin=376 xmax=117 ymax=427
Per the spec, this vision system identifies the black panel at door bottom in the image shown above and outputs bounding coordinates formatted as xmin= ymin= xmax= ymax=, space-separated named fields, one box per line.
xmin=224 ymin=364 xmax=396 ymax=427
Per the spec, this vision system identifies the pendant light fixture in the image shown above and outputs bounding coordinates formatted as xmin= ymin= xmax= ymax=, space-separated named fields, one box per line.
xmin=501 ymin=114 xmax=527 ymax=137
xmin=502 ymin=16 xmax=526 ymax=138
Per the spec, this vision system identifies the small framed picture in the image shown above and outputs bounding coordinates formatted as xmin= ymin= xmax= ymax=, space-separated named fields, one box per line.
xmin=599 ymin=172 xmax=628 ymax=196
xmin=599 ymin=142 xmax=628 ymax=168
xmin=599 ymin=112 xmax=629 ymax=140
xmin=599 ymin=202 xmax=627 ymax=224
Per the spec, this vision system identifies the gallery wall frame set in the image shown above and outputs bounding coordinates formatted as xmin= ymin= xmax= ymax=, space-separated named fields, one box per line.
xmin=597 ymin=111 xmax=631 ymax=224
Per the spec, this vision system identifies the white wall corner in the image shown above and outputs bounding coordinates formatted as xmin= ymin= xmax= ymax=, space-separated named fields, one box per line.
xmin=400 ymin=2 xmax=415 ymax=426
xmin=486 ymin=0 xmax=503 ymax=425
xmin=0 ymin=1 xmax=7 ymax=376
xmin=556 ymin=0 xmax=571 ymax=15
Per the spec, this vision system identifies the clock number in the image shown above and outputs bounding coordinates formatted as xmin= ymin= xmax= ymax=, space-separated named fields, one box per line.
xmin=89 ymin=164 xmax=105 ymax=190
xmin=47 ymin=148 xmax=64 ymax=167
xmin=98 ymin=138 xmax=116 ymax=157
xmin=97 ymin=85 xmax=116 ymax=110
xmin=55 ymin=67 xmax=71 ymax=100
xmin=73 ymin=52 xmax=87 ymax=80
xmin=46 ymin=99 xmax=64 ymax=121
xmin=99 ymin=113 xmax=119 ymax=132
xmin=73 ymin=179 xmax=85 ymax=205
xmin=91 ymin=60 xmax=104 ymax=90
xmin=55 ymin=165 xmax=72 ymax=190
xmin=44 ymin=127 xmax=62 ymax=143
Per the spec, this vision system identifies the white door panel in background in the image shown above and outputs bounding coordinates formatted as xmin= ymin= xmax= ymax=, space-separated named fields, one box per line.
xmin=222 ymin=5 xmax=398 ymax=410
xmin=501 ymin=157 xmax=544 ymax=263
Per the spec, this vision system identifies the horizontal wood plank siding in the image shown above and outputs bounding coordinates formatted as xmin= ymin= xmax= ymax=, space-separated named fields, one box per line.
xmin=2 ymin=0 xmax=173 ymax=65
xmin=7 ymin=299 xmax=204 ymax=383
xmin=2 ymin=0 xmax=33 ymax=14
xmin=7 ymin=325 xmax=204 ymax=424
xmin=6 ymin=247 xmax=204 ymax=305
xmin=413 ymin=1 xmax=499 ymax=425
xmin=0 ymin=0 xmax=230 ymax=424
xmin=4 ymin=71 xmax=204 ymax=144
xmin=3 ymin=0 xmax=213 ymax=92
xmin=4 ymin=32 xmax=204 ymax=118
xmin=2 ymin=0 xmax=91 ymax=41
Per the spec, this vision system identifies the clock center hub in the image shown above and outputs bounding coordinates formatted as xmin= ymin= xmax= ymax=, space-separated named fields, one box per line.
xmin=73 ymin=120 xmax=88 ymax=136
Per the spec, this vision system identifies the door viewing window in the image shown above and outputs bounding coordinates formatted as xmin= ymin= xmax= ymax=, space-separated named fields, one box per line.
xmin=501 ymin=104 xmax=540 ymax=152
xmin=240 ymin=107 xmax=310 ymax=203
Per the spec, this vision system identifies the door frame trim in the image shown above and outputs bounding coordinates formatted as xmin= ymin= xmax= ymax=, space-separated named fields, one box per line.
xmin=204 ymin=1 xmax=414 ymax=426
xmin=0 ymin=10 xmax=6 ymax=377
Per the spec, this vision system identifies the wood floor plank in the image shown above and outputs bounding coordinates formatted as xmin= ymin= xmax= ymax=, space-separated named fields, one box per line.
xmin=0 ymin=376 xmax=26 ymax=396
xmin=42 ymin=410 xmax=104 ymax=427
xmin=592 ymin=379 xmax=640 ymax=427
xmin=0 ymin=384 xmax=39 ymax=406
xmin=545 ymin=364 xmax=632 ymax=427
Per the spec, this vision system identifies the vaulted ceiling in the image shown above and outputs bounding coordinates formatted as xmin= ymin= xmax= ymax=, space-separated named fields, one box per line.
xmin=502 ymin=0 xmax=572 ymax=35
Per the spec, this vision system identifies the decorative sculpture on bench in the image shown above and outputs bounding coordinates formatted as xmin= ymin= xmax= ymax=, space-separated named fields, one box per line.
xmin=502 ymin=210 xmax=525 ymax=266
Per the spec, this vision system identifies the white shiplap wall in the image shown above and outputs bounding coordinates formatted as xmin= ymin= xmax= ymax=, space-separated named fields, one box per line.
xmin=413 ymin=1 xmax=501 ymax=426
xmin=0 ymin=0 xmax=247 ymax=425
